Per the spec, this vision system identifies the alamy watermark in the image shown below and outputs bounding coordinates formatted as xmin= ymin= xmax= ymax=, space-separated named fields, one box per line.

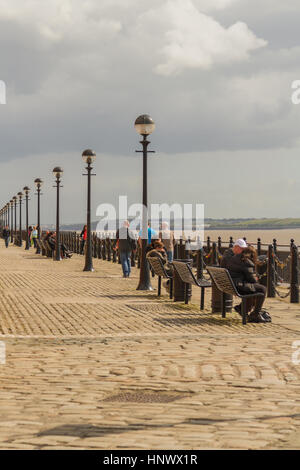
xmin=291 ymin=341 xmax=300 ymax=365
xmin=95 ymin=196 xmax=204 ymax=244
xmin=291 ymin=80 xmax=300 ymax=104
xmin=0 ymin=341 xmax=6 ymax=365
xmin=0 ymin=81 xmax=6 ymax=104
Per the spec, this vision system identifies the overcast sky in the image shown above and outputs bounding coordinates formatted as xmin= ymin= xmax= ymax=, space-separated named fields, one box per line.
xmin=0 ymin=0 xmax=300 ymax=225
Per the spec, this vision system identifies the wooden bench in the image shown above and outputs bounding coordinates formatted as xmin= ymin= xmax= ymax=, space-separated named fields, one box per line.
xmin=172 ymin=260 xmax=211 ymax=310
xmin=206 ymin=266 xmax=265 ymax=325
xmin=147 ymin=256 xmax=173 ymax=299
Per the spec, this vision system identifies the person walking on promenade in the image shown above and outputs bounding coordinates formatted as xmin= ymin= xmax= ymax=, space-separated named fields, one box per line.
xmin=159 ymin=221 xmax=175 ymax=262
xmin=2 ymin=225 xmax=10 ymax=248
xmin=80 ymin=225 xmax=87 ymax=255
xmin=31 ymin=226 xmax=38 ymax=248
xmin=225 ymin=243 xmax=270 ymax=323
xmin=116 ymin=220 xmax=136 ymax=278
xmin=138 ymin=221 xmax=157 ymax=249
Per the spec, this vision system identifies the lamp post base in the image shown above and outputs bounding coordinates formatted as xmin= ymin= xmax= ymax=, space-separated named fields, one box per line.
xmin=83 ymin=266 xmax=94 ymax=272
xmin=136 ymin=281 xmax=154 ymax=291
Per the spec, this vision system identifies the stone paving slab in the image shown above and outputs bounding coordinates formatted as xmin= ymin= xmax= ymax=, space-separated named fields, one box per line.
xmin=0 ymin=241 xmax=299 ymax=449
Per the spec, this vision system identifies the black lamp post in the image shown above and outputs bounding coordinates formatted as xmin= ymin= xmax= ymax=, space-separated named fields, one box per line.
xmin=13 ymin=196 xmax=17 ymax=245
xmin=17 ymin=192 xmax=23 ymax=247
xmin=82 ymin=149 xmax=96 ymax=272
xmin=23 ymin=186 xmax=30 ymax=250
xmin=10 ymin=200 xmax=13 ymax=243
xmin=34 ymin=178 xmax=43 ymax=254
xmin=135 ymin=114 xmax=156 ymax=290
xmin=53 ymin=167 xmax=63 ymax=261
xmin=6 ymin=203 xmax=10 ymax=231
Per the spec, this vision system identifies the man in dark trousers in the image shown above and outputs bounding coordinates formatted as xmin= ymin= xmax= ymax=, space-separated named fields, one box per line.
xmin=222 ymin=239 xmax=269 ymax=323
xmin=2 ymin=226 xmax=10 ymax=248
xmin=116 ymin=220 xmax=137 ymax=278
xmin=221 ymin=238 xmax=247 ymax=315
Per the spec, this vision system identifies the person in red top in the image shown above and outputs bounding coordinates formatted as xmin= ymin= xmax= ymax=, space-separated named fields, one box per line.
xmin=80 ymin=225 xmax=87 ymax=255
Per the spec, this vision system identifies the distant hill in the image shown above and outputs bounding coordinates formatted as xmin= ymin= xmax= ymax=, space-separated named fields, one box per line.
xmin=205 ymin=218 xmax=300 ymax=230
xmin=58 ymin=218 xmax=300 ymax=231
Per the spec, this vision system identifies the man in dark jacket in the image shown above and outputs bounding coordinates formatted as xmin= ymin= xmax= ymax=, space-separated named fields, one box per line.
xmin=2 ymin=226 xmax=10 ymax=248
xmin=221 ymin=239 xmax=247 ymax=316
xmin=224 ymin=241 xmax=268 ymax=323
xmin=116 ymin=221 xmax=137 ymax=278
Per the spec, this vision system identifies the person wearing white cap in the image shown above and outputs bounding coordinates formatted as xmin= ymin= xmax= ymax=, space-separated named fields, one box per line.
xmin=221 ymin=238 xmax=248 ymax=316
xmin=222 ymin=242 xmax=269 ymax=323
xmin=233 ymin=238 xmax=248 ymax=251
xmin=221 ymin=238 xmax=247 ymax=270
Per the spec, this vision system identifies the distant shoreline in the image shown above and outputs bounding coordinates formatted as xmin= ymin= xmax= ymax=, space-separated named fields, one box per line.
xmin=205 ymin=226 xmax=300 ymax=230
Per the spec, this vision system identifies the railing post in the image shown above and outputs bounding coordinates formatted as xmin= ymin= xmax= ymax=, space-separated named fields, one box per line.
xmin=290 ymin=243 xmax=299 ymax=303
xmin=112 ymin=238 xmax=117 ymax=262
xmin=229 ymin=236 xmax=233 ymax=248
xmin=174 ymin=239 xmax=178 ymax=260
xmin=96 ymin=237 xmax=101 ymax=259
xmin=273 ymin=238 xmax=277 ymax=255
xmin=267 ymin=244 xmax=276 ymax=298
xmin=107 ymin=237 xmax=111 ymax=261
xmin=196 ymin=248 xmax=204 ymax=280
xmin=102 ymin=237 xmax=106 ymax=260
xmin=207 ymin=236 xmax=211 ymax=253
xmin=185 ymin=237 xmax=191 ymax=259
xmin=257 ymin=238 xmax=261 ymax=256
xmin=179 ymin=238 xmax=184 ymax=259
xmin=211 ymin=242 xmax=219 ymax=266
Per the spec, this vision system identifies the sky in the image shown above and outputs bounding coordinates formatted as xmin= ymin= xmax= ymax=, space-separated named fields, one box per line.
xmin=0 ymin=0 xmax=300 ymax=226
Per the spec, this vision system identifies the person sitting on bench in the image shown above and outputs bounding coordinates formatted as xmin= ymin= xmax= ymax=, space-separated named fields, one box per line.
xmin=226 ymin=244 xmax=271 ymax=323
xmin=146 ymin=240 xmax=172 ymax=292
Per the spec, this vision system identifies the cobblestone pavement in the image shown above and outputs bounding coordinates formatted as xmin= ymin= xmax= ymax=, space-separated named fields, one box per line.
xmin=0 ymin=241 xmax=299 ymax=449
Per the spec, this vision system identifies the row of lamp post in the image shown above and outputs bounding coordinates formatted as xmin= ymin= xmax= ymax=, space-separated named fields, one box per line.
xmin=1 ymin=187 xmax=33 ymax=249
xmin=0 ymin=153 xmax=96 ymax=273
xmin=0 ymin=114 xmax=154 ymax=289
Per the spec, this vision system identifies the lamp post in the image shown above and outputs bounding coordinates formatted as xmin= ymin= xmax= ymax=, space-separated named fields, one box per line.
xmin=82 ymin=149 xmax=96 ymax=272
xmin=17 ymin=192 xmax=23 ymax=247
xmin=23 ymin=187 xmax=30 ymax=250
xmin=10 ymin=200 xmax=13 ymax=243
xmin=6 ymin=203 xmax=10 ymax=232
xmin=53 ymin=167 xmax=63 ymax=261
xmin=34 ymin=178 xmax=43 ymax=254
xmin=135 ymin=114 xmax=156 ymax=290
xmin=13 ymin=196 xmax=17 ymax=245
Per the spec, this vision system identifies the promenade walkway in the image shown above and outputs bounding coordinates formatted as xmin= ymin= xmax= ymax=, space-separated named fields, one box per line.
xmin=0 ymin=241 xmax=299 ymax=449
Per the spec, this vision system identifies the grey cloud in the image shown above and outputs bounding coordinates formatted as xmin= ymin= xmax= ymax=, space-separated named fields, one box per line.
xmin=1 ymin=0 xmax=300 ymax=219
